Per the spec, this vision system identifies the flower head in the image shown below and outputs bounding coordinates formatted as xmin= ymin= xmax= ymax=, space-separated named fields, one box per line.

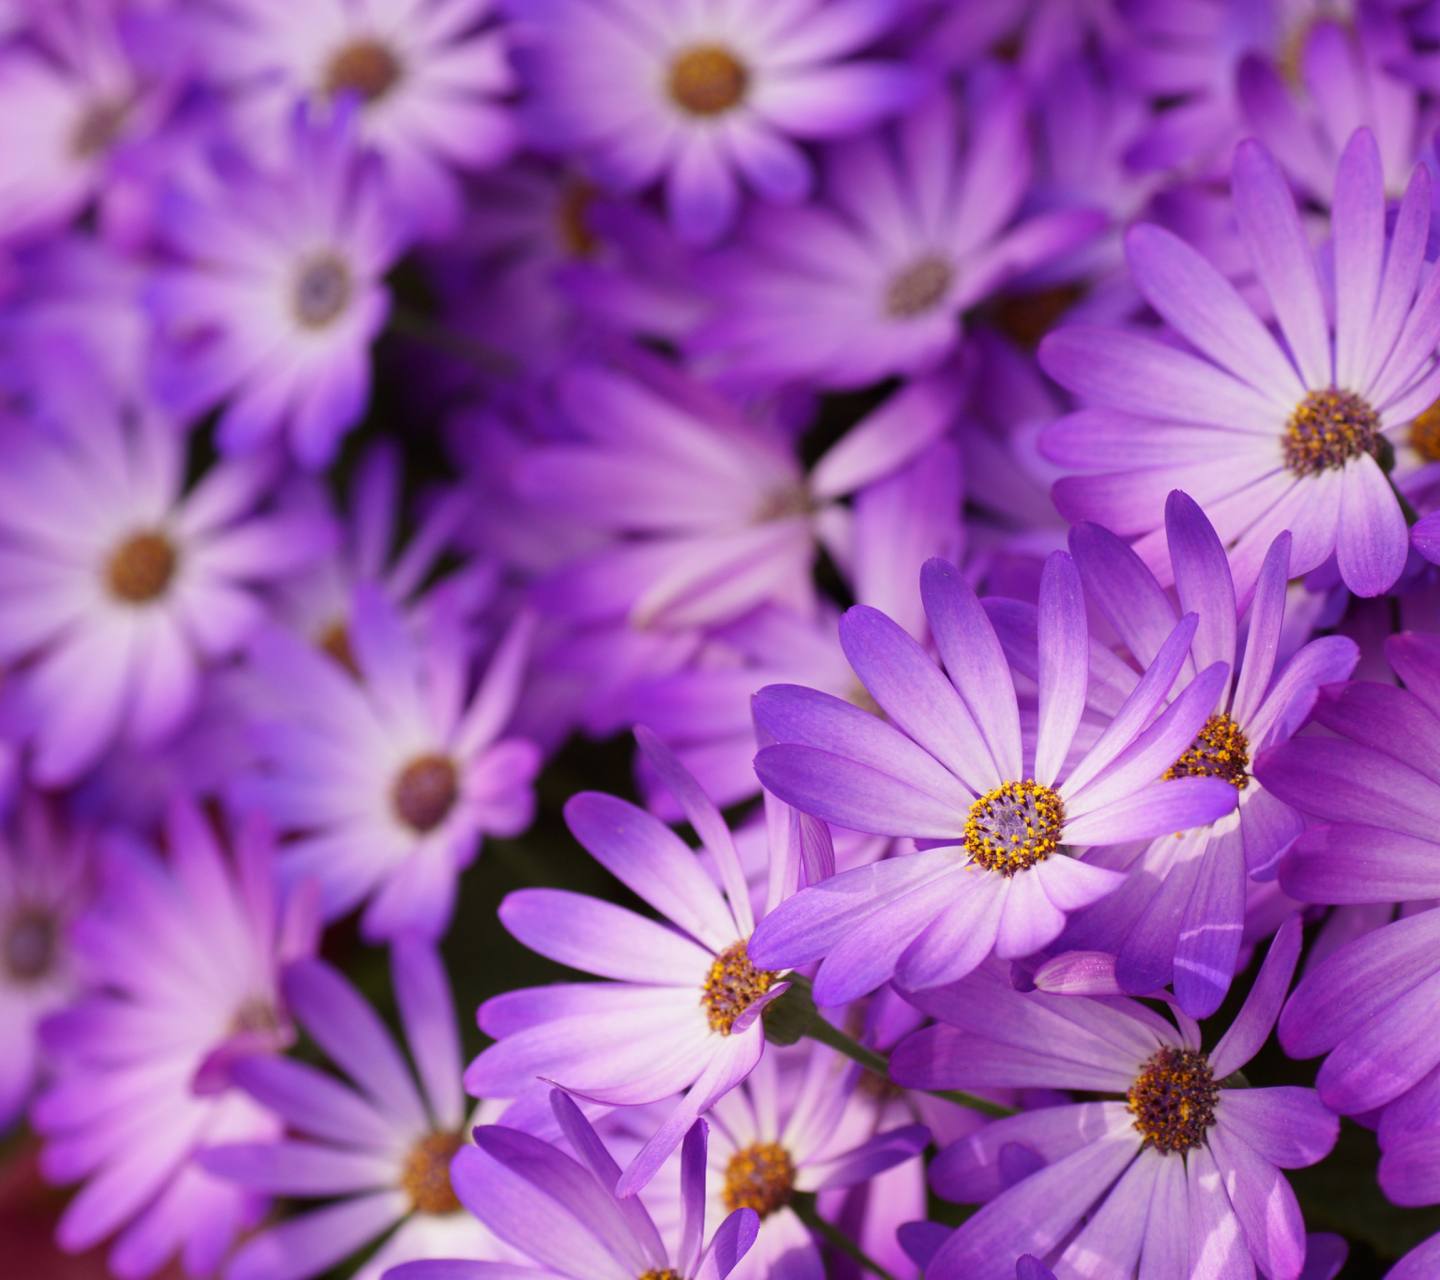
xmin=148 ymin=105 xmax=407 ymax=468
xmin=234 ymin=584 xmax=541 ymax=942
xmin=32 ymin=801 xmax=319 ymax=1280
xmin=200 ymin=939 xmax=509 ymax=1280
xmin=889 ymin=917 xmax=1337 ymax=1280
xmin=1042 ymin=128 xmax=1440 ymax=600
xmin=506 ymin=0 xmax=923 ymax=244
xmin=749 ymin=550 xmax=1239 ymax=1004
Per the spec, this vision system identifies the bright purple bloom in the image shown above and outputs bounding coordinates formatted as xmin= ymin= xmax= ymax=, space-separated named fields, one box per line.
xmin=32 ymin=801 xmax=319 ymax=1280
xmin=200 ymin=941 xmax=509 ymax=1280
xmin=1059 ymin=490 xmax=1358 ymax=1016
xmin=888 ymin=916 xmax=1338 ymax=1280
xmin=1255 ymin=631 xmax=1440 ymax=1119
xmin=0 ymin=794 xmax=90 ymax=1131
xmin=689 ymin=76 xmax=1104 ymax=389
xmin=700 ymin=1043 xmax=928 ymax=1280
xmin=466 ymin=729 xmax=809 ymax=1195
xmin=504 ymin=0 xmax=924 ymax=245
xmin=516 ymin=357 xmax=955 ymax=633
xmin=383 ymin=1091 xmax=759 ymax=1280
xmin=1238 ymin=13 xmax=1427 ymax=206
xmin=0 ymin=405 xmax=330 ymax=786
xmin=211 ymin=0 xmax=517 ymax=239
xmin=234 ymin=584 xmax=540 ymax=942
xmin=148 ymin=107 xmax=407 ymax=468
xmin=1042 ymin=128 xmax=1440 ymax=600
xmin=748 ymin=550 xmax=1239 ymax=1005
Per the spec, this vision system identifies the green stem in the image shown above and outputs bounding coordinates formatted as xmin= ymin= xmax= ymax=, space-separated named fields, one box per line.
xmin=764 ymin=975 xmax=1019 ymax=1119
xmin=791 ymin=1191 xmax=899 ymax=1280
xmin=386 ymin=305 xmax=517 ymax=376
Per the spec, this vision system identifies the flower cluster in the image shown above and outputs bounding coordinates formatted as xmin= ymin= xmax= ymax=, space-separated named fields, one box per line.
xmin=7 ymin=2 xmax=1440 ymax=1279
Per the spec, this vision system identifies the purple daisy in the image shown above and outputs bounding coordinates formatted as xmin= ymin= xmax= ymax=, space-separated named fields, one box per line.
xmin=1041 ymin=127 xmax=1440 ymax=601
xmin=0 ymin=405 xmax=331 ymax=786
xmin=32 ymin=801 xmax=320 ymax=1280
xmin=0 ymin=793 xmax=90 ymax=1132
xmin=504 ymin=0 xmax=924 ymax=245
xmin=747 ymin=550 xmax=1240 ymax=1005
xmin=211 ymin=0 xmax=516 ymax=239
xmin=888 ymin=916 xmax=1338 ymax=1280
xmin=688 ymin=74 xmax=1104 ymax=390
xmin=383 ymin=1090 xmax=760 ymax=1280
xmin=1253 ymin=630 xmax=1440 ymax=1120
xmin=148 ymin=105 xmax=407 ymax=468
xmin=1238 ymin=13 xmax=1427 ymax=206
xmin=465 ymin=729 xmax=809 ymax=1195
xmin=200 ymin=940 xmax=510 ymax=1280
xmin=698 ymin=1043 xmax=928 ymax=1280
xmin=517 ymin=356 xmax=956 ymax=633
xmin=1060 ymin=490 xmax=1359 ymax=1017
xmin=233 ymin=583 xmax=541 ymax=942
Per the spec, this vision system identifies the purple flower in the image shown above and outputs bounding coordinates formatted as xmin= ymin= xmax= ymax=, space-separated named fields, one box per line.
xmin=1253 ymin=631 xmax=1440 ymax=1120
xmin=748 ymin=550 xmax=1239 ymax=1005
xmin=1059 ymin=490 xmax=1358 ymax=1016
xmin=200 ymin=940 xmax=509 ymax=1280
xmin=148 ymin=106 xmax=407 ymax=468
xmin=0 ymin=794 xmax=90 ymax=1131
xmin=1238 ymin=13 xmax=1426 ymax=206
xmin=233 ymin=584 xmax=541 ymax=942
xmin=888 ymin=916 xmax=1338 ymax=1280
xmin=209 ymin=0 xmax=517 ymax=239
xmin=383 ymin=1090 xmax=760 ymax=1280
xmin=698 ymin=1043 xmax=928 ymax=1280
xmin=1042 ymin=128 xmax=1440 ymax=600
xmin=504 ymin=0 xmax=925 ymax=245
xmin=32 ymin=801 xmax=319 ymax=1280
xmin=0 ymin=406 xmax=330 ymax=786
xmin=466 ymin=729 xmax=807 ymax=1195
xmin=516 ymin=356 xmax=956 ymax=633
xmin=688 ymin=74 xmax=1104 ymax=390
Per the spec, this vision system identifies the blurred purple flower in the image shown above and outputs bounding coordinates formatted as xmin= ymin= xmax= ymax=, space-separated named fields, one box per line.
xmin=211 ymin=0 xmax=517 ymax=239
xmin=0 ymin=404 xmax=330 ymax=786
xmin=1043 ymin=129 xmax=1440 ymax=601
xmin=1060 ymin=490 xmax=1358 ymax=1017
xmin=234 ymin=584 xmax=540 ymax=942
xmin=504 ymin=0 xmax=925 ymax=245
xmin=0 ymin=794 xmax=90 ymax=1131
xmin=384 ymin=1091 xmax=760 ymax=1280
xmin=201 ymin=940 xmax=509 ymax=1280
xmin=889 ymin=917 xmax=1337 ymax=1280
xmin=32 ymin=801 xmax=319 ymax=1280
xmin=749 ymin=550 xmax=1238 ymax=1004
xmin=689 ymin=74 xmax=1104 ymax=390
xmin=466 ymin=729 xmax=811 ymax=1195
xmin=148 ymin=106 xmax=406 ymax=468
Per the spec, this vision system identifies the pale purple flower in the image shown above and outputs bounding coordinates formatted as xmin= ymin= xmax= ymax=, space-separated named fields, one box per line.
xmin=889 ymin=917 xmax=1338 ymax=1280
xmin=208 ymin=0 xmax=517 ymax=238
xmin=0 ymin=404 xmax=330 ymax=786
xmin=688 ymin=75 xmax=1104 ymax=390
xmin=200 ymin=940 xmax=510 ymax=1280
xmin=749 ymin=550 xmax=1239 ymax=1005
xmin=32 ymin=801 xmax=319 ymax=1280
xmin=0 ymin=794 xmax=90 ymax=1132
xmin=233 ymin=584 xmax=540 ymax=942
xmin=148 ymin=106 xmax=407 ymax=468
xmin=504 ymin=0 xmax=925 ymax=245
xmin=1058 ymin=490 xmax=1358 ymax=1017
xmin=517 ymin=356 xmax=956 ymax=633
xmin=465 ymin=729 xmax=812 ymax=1195
xmin=1042 ymin=128 xmax=1440 ymax=601
xmin=383 ymin=1091 xmax=760 ymax=1280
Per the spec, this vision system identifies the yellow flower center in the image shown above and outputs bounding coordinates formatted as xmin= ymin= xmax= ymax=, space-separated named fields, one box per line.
xmin=701 ymin=940 xmax=777 ymax=1034
xmin=1164 ymin=713 xmax=1250 ymax=791
xmin=1127 ymin=1046 xmax=1218 ymax=1154
xmin=722 ymin=1141 xmax=795 ymax=1218
xmin=107 ymin=531 xmax=177 ymax=603
xmin=964 ymin=780 xmax=1065 ymax=876
xmin=1284 ymin=388 xmax=1381 ymax=475
xmin=400 ymin=1132 xmax=464 ymax=1214
xmin=668 ymin=46 xmax=748 ymax=116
